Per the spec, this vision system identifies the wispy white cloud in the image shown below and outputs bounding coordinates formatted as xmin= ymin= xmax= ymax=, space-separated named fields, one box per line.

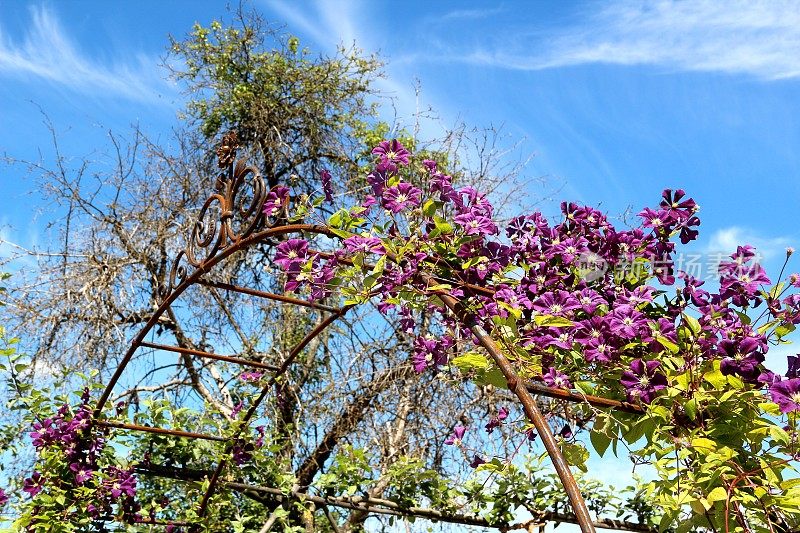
xmin=263 ymin=0 xmax=431 ymax=128
xmin=705 ymin=226 xmax=794 ymax=260
xmin=461 ymin=0 xmax=800 ymax=80
xmin=0 ymin=5 xmax=169 ymax=102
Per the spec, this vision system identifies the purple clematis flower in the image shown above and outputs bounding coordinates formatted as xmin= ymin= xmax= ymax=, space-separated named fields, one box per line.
xmin=231 ymin=438 xmax=255 ymax=465
xmin=274 ymin=239 xmax=309 ymax=270
xmin=758 ymin=370 xmax=781 ymax=385
xmin=679 ymin=271 xmax=710 ymax=307
xmin=787 ymin=355 xmax=799 ymax=379
xmin=30 ymin=418 xmax=57 ymax=449
xmin=309 ymin=262 xmax=336 ymax=302
xmin=412 ymin=335 xmax=452 ymax=372
xmin=769 ymin=378 xmax=800 ymax=413
xmin=660 ymin=189 xmax=697 ymax=223
xmin=542 ymin=367 xmax=572 ymax=389
xmin=422 ymin=159 xmax=438 ymax=172
xmin=239 ymin=371 xmax=264 ymax=382
xmin=553 ymin=237 xmax=590 ymax=264
xmin=343 ymin=235 xmax=386 ymax=255
xmin=263 ymin=186 xmax=289 ymax=217
xmin=574 ymin=317 xmax=610 ymax=344
xmin=607 ymin=305 xmax=648 ymax=339
xmin=366 ymin=169 xmax=388 ymax=197
xmin=0 ymin=488 xmax=8 ymax=506
xmin=469 ymin=455 xmax=486 ymax=468
xmin=638 ymin=207 xmax=670 ymax=230
xmin=719 ymin=337 xmax=765 ymax=382
xmin=70 ymin=463 xmax=94 ymax=485
xmin=382 ymin=182 xmax=422 ymax=213
xmin=678 ymin=215 xmax=701 ymax=244
xmin=105 ymin=468 xmax=137 ymax=499
xmin=620 ymin=359 xmax=668 ymax=404
xmin=255 ymin=425 xmax=267 ymax=448
xmin=584 ymin=339 xmax=617 ymax=363
xmin=576 ymin=288 xmax=605 ymax=314
xmin=372 ymin=139 xmax=411 ymax=172
xmin=532 ymin=291 xmax=580 ymax=316
xmin=719 ymin=262 xmax=771 ymax=306
xmin=494 ymin=287 xmax=532 ymax=311
xmin=23 ymin=472 xmax=45 ymax=497
xmin=454 ymin=212 xmax=498 ymax=236
xmin=430 ymin=172 xmax=458 ymax=202
xmin=320 ymin=169 xmax=333 ymax=203
xmin=444 ymin=425 xmax=466 ymax=445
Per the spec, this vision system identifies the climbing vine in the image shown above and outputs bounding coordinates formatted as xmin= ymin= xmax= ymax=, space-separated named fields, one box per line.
xmin=5 ymin=138 xmax=800 ymax=532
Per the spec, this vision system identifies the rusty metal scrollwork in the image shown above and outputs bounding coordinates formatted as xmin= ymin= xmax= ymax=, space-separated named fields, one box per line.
xmin=158 ymin=134 xmax=282 ymax=301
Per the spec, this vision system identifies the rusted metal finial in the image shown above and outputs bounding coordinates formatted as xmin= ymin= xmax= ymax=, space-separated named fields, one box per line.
xmin=217 ymin=131 xmax=240 ymax=168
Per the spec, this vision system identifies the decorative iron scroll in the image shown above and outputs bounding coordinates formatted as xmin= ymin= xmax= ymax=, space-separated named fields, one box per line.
xmin=158 ymin=143 xmax=283 ymax=301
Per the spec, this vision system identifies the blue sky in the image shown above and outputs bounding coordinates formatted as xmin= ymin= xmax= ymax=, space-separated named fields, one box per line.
xmin=3 ymin=0 xmax=799 ymax=356
xmin=2 ymin=1 xmax=800 ymax=529
xmin=2 ymin=1 xmax=799 ymax=272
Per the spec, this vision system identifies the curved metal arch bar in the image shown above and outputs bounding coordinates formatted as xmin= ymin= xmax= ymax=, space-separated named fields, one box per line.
xmin=92 ymin=187 xmax=599 ymax=532
xmin=158 ymin=222 xmax=598 ymax=532
xmin=421 ymin=274 xmax=597 ymax=533
xmin=94 ymin=223 xmax=338 ymax=418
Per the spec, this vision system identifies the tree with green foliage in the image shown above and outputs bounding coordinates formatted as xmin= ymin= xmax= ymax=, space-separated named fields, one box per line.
xmin=168 ymin=11 xmax=382 ymax=191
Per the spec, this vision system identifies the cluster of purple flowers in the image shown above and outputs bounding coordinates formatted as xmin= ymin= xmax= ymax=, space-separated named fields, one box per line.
xmin=269 ymin=139 xmax=800 ymax=420
xmin=412 ymin=334 xmax=453 ymax=373
xmin=24 ymin=389 xmax=141 ymax=524
xmin=28 ymin=389 xmax=102 ymax=494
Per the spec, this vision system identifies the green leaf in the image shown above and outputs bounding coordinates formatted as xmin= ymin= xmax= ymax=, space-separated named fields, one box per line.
xmin=775 ymin=322 xmax=795 ymax=339
xmin=685 ymin=398 xmax=698 ymax=421
xmin=422 ymin=198 xmax=438 ymax=217
xmin=329 ymin=228 xmax=352 ymax=239
xmin=690 ymin=437 xmax=716 ymax=452
xmin=533 ymin=315 xmax=575 ymax=328
xmin=451 ymin=353 xmax=490 ymax=371
xmin=328 ymin=208 xmax=346 ymax=228
xmin=735 ymin=311 xmax=752 ymax=325
xmin=559 ymin=442 xmax=589 ymax=472
xmin=590 ymin=429 xmax=612 ymax=457
xmin=476 ymin=368 xmax=508 ymax=389
xmin=433 ymin=216 xmax=453 ymax=235
xmin=759 ymin=402 xmax=781 ymax=416
xmin=706 ymin=486 xmax=728 ymax=504
xmin=769 ymin=425 xmax=790 ymax=446
xmin=682 ymin=313 xmax=701 ymax=335
xmin=703 ymin=366 xmax=727 ymax=389
xmin=574 ymin=381 xmax=596 ymax=395
xmin=758 ymin=319 xmax=779 ymax=335
xmin=654 ymin=333 xmax=679 ymax=353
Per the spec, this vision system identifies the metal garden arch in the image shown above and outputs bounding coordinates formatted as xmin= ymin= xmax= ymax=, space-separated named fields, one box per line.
xmin=91 ymin=139 xmax=649 ymax=533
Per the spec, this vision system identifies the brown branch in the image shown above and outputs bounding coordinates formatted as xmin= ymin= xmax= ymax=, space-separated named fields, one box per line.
xmin=294 ymin=363 xmax=415 ymax=489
